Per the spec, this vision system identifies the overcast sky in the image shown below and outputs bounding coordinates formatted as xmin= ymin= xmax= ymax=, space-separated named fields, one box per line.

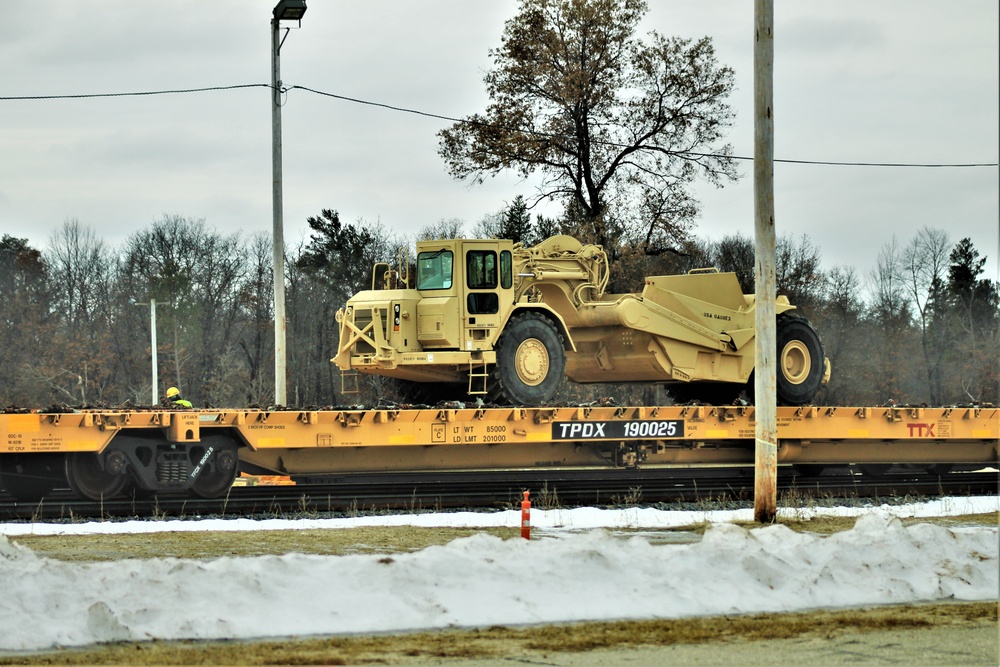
xmin=2 ymin=1 xmax=997 ymax=282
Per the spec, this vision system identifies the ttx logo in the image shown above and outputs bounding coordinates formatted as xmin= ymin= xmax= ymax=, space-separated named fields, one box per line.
xmin=906 ymin=422 xmax=936 ymax=437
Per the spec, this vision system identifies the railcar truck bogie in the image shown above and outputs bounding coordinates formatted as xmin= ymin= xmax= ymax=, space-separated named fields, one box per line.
xmin=0 ymin=412 xmax=242 ymax=503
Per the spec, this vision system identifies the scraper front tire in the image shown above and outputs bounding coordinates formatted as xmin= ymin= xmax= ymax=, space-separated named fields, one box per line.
xmin=491 ymin=313 xmax=565 ymax=406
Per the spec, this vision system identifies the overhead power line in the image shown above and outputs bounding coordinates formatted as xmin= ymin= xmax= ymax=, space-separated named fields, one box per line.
xmin=290 ymin=86 xmax=1000 ymax=169
xmin=683 ymin=152 xmax=999 ymax=168
xmin=3 ymin=83 xmax=998 ymax=169
xmin=0 ymin=84 xmax=269 ymax=101
xmin=291 ymin=85 xmax=459 ymax=123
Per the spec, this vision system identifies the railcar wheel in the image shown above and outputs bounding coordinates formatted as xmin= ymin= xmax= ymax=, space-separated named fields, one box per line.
xmin=65 ymin=453 xmax=128 ymax=501
xmin=776 ymin=313 xmax=825 ymax=405
xmin=0 ymin=453 xmax=62 ymax=502
xmin=491 ymin=312 xmax=566 ymax=406
xmin=189 ymin=435 xmax=240 ymax=499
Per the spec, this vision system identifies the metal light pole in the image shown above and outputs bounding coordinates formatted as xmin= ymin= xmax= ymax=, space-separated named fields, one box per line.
xmin=135 ymin=299 xmax=165 ymax=405
xmin=271 ymin=0 xmax=307 ymax=406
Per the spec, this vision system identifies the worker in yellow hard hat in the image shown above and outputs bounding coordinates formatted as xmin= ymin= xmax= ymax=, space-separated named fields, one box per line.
xmin=165 ymin=386 xmax=193 ymax=408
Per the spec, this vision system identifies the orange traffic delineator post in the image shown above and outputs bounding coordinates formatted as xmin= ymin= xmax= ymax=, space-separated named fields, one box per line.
xmin=520 ymin=490 xmax=531 ymax=540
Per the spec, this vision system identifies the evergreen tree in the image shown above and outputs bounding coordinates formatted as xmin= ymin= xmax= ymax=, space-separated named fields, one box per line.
xmin=499 ymin=195 xmax=533 ymax=245
xmin=295 ymin=210 xmax=391 ymax=302
xmin=945 ymin=238 xmax=999 ymax=402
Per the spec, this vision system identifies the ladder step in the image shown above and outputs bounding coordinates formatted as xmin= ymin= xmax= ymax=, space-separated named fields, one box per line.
xmin=468 ymin=360 xmax=489 ymax=395
xmin=340 ymin=370 xmax=360 ymax=395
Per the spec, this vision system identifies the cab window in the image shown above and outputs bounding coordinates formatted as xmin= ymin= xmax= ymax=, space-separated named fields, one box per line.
xmin=500 ymin=250 xmax=512 ymax=289
xmin=416 ymin=250 xmax=453 ymax=290
xmin=466 ymin=250 xmax=498 ymax=289
xmin=466 ymin=250 xmax=499 ymax=314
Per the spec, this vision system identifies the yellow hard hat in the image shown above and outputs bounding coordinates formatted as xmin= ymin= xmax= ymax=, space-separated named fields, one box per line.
xmin=166 ymin=386 xmax=180 ymax=398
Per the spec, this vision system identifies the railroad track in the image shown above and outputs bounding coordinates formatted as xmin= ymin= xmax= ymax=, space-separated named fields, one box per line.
xmin=1 ymin=466 xmax=995 ymax=522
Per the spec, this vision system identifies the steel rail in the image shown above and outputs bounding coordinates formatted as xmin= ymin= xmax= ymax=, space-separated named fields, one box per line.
xmin=1 ymin=466 xmax=994 ymax=522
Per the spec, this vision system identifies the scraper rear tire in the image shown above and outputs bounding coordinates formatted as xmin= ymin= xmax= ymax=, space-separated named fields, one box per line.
xmin=776 ymin=313 xmax=825 ymax=406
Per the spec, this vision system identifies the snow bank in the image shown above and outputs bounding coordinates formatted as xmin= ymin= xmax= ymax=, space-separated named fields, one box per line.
xmin=0 ymin=513 xmax=996 ymax=651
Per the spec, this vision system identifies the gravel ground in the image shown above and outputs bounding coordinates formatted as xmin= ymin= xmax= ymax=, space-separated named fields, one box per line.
xmin=420 ymin=620 xmax=999 ymax=666
xmin=1 ymin=598 xmax=994 ymax=665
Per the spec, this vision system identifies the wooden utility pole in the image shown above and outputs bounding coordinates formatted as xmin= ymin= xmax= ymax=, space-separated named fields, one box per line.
xmin=753 ymin=0 xmax=778 ymax=522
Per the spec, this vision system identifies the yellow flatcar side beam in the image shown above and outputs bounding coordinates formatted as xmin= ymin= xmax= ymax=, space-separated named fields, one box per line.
xmin=2 ymin=406 xmax=996 ymax=473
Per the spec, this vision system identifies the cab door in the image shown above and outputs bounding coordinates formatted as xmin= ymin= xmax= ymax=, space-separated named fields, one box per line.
xmin=462 ymin=241 xmax=515 ymax=351
xmin=415 ymin=245 xmax=461 ymax=349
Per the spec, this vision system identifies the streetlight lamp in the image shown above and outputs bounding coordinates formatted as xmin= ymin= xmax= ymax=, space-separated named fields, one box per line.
xmin=135 ymin=299 xmax=166 ymax=405
xmin=271 ymin=0 xmax=307 ymax=406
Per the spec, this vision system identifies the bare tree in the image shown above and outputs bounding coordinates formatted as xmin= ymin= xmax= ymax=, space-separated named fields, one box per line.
xmin=44 ymin=220 xmax=118 ymax=403
xmin=0 ymin=235 xmax=53 ymax=405
xmin=438 ymin=0 xmax=738 ymax=256
xmin=702 ymin=233 xmax=823 ymax=310
xmin=48 ymin=220 xmax=107 ymax=329
xmin=417 ymin=218 xmax=465 ymax=241
xmin=899 ymin=227 xmax=951 ymax=404
xmin=471 ymin=210 xmax=505 ymax=239
xmin=774 ymin=234 xmax=825 ymax=314
xmin=229 ymin=233 xmax=274 ymax=406
xmin=710 ymin=234 xmax=755 ymax=292
xmin=119 ymin=215 xmax=245 ymax=405
xmin=865 ymin=237 xmax=918 ymax=402
xmin=814 ymin=266 xmax=870 ymax=404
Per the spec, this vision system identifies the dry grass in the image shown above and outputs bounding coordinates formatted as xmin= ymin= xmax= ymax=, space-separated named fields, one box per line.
xmin=11 ymin=513 xmax=996 ymax=562
xmin=11 ymin=526 xmax=520 ymax=562
xmin=1 ymin=602 xmax=994 ymax=665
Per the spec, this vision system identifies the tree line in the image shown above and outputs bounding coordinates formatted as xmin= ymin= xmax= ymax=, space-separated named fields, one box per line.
xmin=1 ymin=0 xmax=995 ymax=409
xmin=0 ymin=207 xmax=996 ymax=410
